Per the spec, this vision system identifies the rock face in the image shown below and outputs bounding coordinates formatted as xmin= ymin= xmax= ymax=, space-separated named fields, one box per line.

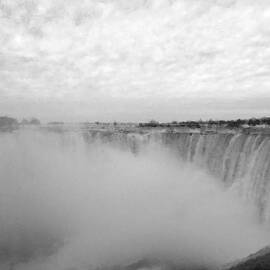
xmin=106 ymin=248 xmax=270 ymax=270
xmin=223 ymin=246 xmax=270 ymax=270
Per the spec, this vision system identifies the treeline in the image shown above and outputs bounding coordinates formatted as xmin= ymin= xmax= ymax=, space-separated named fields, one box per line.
xmin=0 ymin=116 xmax=19 ymax=128
xmin=0 ymin=116 xmax=41 ymax=131
xmin=138 ymin=117 xmax=270 ymax=129
xmin=21 ymin=117 xmax=41 ymax=125
xmin=138 ymin=120 xmax=200 ymax=128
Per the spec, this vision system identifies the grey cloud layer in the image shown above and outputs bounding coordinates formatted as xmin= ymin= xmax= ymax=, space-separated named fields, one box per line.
xmin=0 ymin=0 xmax=270 ymax=120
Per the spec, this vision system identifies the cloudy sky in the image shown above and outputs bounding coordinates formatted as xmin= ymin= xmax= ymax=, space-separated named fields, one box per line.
xmin=0 ymin=0 xmax=270 ymax=122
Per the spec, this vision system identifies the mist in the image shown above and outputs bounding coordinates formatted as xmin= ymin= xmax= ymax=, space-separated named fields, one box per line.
xmin=0 ymin=130 xmax=269 ymax=270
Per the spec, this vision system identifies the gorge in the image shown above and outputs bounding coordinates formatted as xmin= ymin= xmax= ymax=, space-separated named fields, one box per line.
xmin=0 ymin=127 xmax=269 ymax=270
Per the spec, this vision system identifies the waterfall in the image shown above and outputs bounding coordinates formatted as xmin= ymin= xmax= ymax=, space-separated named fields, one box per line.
xmin=1 ymin=128 xmax=269 ymax=269
xmin=84 ymin=130 xmax=270 ymax=222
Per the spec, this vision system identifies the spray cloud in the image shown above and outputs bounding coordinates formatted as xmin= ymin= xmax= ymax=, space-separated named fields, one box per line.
xmin=0 ymin=130 xmax=268 ymax=270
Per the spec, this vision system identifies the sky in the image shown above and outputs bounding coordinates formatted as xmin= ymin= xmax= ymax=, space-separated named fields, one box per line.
xmin=0 ymin=0 xmax=270 ymax=122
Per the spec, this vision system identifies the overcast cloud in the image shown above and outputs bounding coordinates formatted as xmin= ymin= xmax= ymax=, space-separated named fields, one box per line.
xmin=0 ymin=0 xmax=270 ymax=121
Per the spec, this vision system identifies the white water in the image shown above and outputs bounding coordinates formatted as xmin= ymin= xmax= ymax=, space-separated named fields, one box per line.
xmin=0 ymin=129 xmax=269 ymax=270
xmin=86 ymin=130 xmax=270 ymax=222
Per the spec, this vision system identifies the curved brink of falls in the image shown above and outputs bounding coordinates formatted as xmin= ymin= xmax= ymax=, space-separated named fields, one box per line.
xmin=84 ymin=130 xmax=270 ymax=223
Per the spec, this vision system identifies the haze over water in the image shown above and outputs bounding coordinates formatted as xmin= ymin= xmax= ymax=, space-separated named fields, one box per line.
xmin=0 ymin=130 xmax=269 ymax=270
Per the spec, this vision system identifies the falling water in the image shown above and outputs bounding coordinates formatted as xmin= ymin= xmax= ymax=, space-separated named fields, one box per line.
xmin=84 ymin=130 xmax=270 ymax=223
xmin=0 ymin=128 xmax=269 ymax=270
